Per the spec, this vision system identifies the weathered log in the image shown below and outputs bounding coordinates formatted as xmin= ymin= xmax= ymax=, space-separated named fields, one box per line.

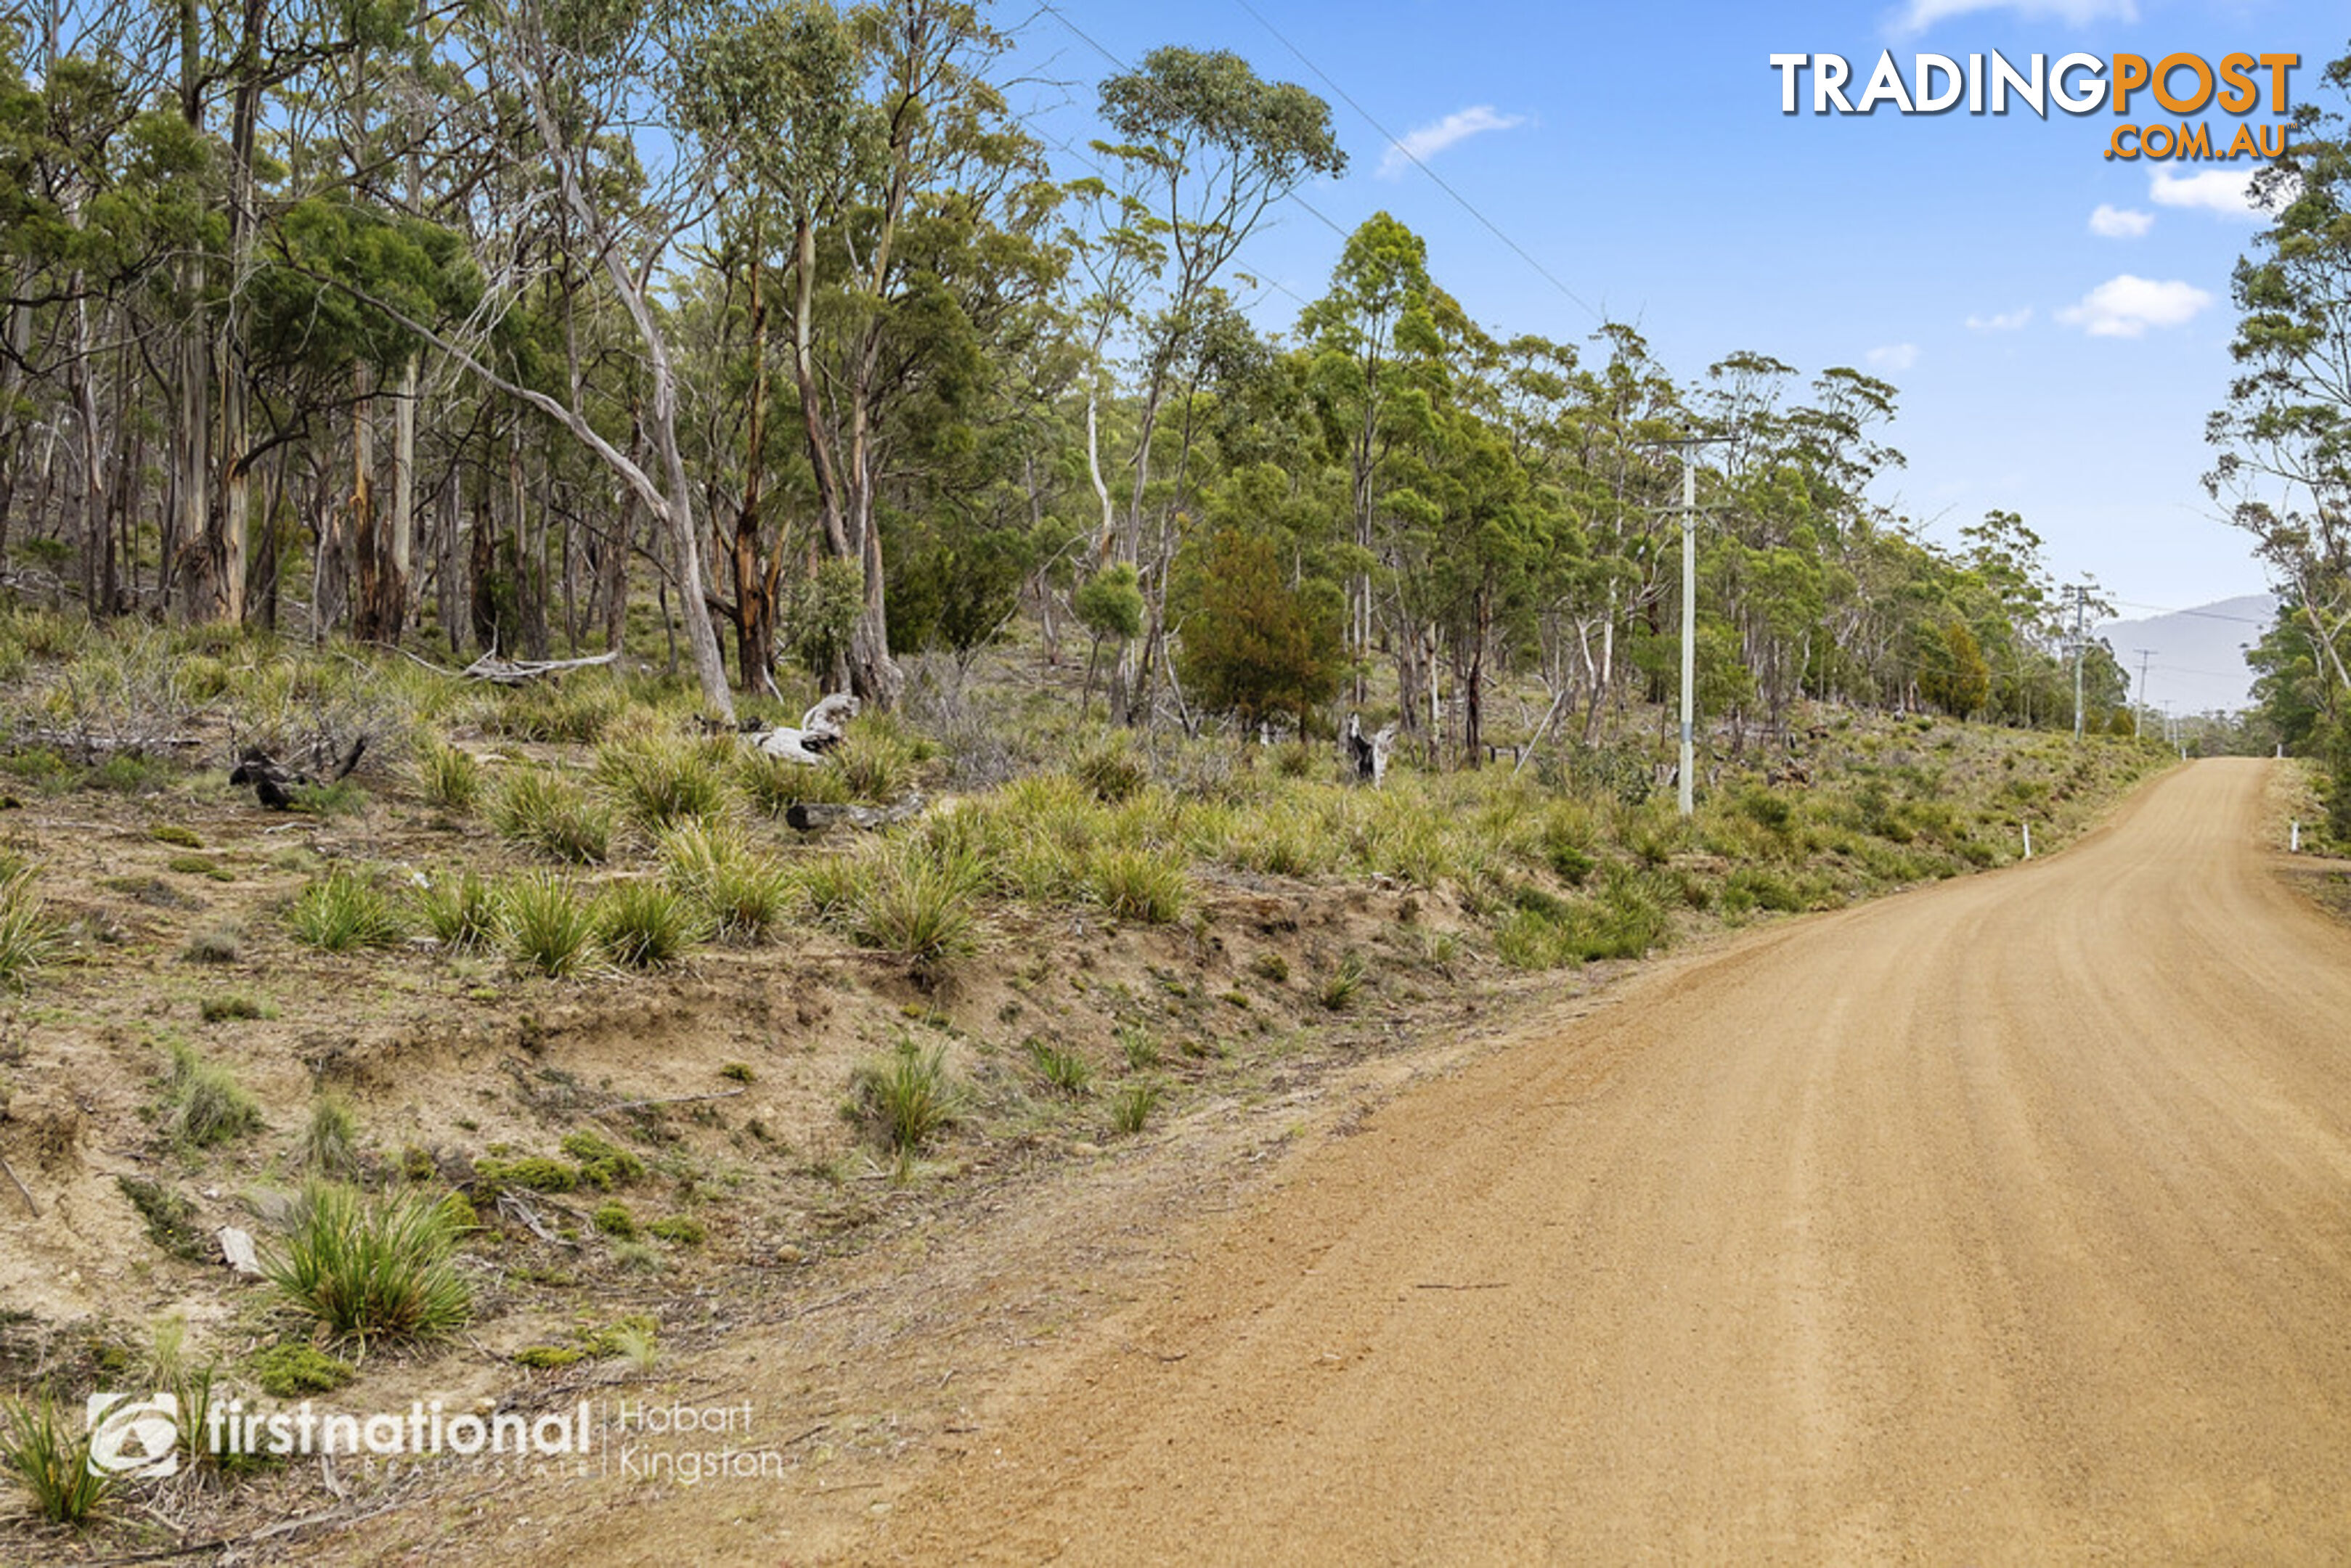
xmin=785 ymin=792 xmax=926 ymax=833
xmin=746 ymin=692 xmax=860 ymax=764
xmin=460 ymin=650 xmax=620 ymax=685
xmin=230 ymin=738 xmax=366 ymax=810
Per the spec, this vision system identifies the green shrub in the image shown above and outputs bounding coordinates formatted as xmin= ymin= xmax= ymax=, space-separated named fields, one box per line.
xmin=162 ymin=1042 xmax=261 ymax=1148
xmin=150 ymin=824 xmax=203 ymax=849
xmin=1111 ymin=1081 xmax=1161 ymax=1135
xmin=119 ymin=1175 xmax=208 ymax=1260
xmin=474 ymin=1156 xmax=578 ymax=1193
xmin=592 ymin=880 xmax=701 ymax=969
xmin=1317 ymin=951 xmax=1369 ymax=1010
xmin=261 ymin=1183 xmax=472 ymax=1344
xmin=647 ymin=1215 xmax=705 ymax=1246
xmin=500 ymin=873 xmax=598 ymax=978
xmin=845 ymin=1038 xmax=961 ymax=1153
xmin=200 ymin=992 xmax=266 ymax=1024
xmin=492 ymin=770 xmax=612 ymax=864
xmin=288 ymin=868 xmax=407 ymax=953
xmin=591 ymin=1202 xmax=637 ymax=1238
xmin=1088 ymin=846 xmax=1189 ymax=923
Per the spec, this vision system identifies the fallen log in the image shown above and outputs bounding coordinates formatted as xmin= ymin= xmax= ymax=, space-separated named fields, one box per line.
xmin=460 ymin=650 xmax=620 ymax=685
xmin=786 ymin=792 xmax=926 ymax=833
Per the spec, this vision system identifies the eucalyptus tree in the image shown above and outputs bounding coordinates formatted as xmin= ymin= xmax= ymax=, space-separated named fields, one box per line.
xmin=2207 ymin=42 xmax=2351 ymax=701
xmin=1088 ymin=44 xmax=1343 ymax=721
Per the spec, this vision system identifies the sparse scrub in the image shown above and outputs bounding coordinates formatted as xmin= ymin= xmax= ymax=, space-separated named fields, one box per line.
xmin=261 ymin=1183 xmax=472 ymax=1344
xmin=288 ymin=867 xmax=407 ymax=953
xmin=561 ymin=1129 xmax=645 ymax=1188
xmin=303 ymin=1095 xmax=361 ymax=1177
xmin=1318 ymin=951 xmax=1369 ymax=1010
xmin=249 ymin=1343 xmax=358 ymax=1398
xmin=1089 ymin=846 xmax=1189 ymax=923
xmin=658 ymin=820 xmax=790 ymax=942
xmin=199 ymin=991 xmax=267 ymax=1023
xmin=0 ymin=868 xmax=57 ymax=991
xmin=1111 ymin=1081 xmax=1162 ymax=1135
xmin=846 ymin=842 xmax=982 ymax=967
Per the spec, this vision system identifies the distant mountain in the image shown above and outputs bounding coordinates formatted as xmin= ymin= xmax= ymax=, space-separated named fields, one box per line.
xmin=2093 ymin=594 xmax=2279 ymax=716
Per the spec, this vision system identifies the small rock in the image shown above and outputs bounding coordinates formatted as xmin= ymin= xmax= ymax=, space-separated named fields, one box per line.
xmin=217 ymin=1227 xmax=263 ymax=1278
xmin=775 ymin=1244 xmax=807 ymax=1265
xmin=1068 ymin=1142 xmax=1103 ymax=1158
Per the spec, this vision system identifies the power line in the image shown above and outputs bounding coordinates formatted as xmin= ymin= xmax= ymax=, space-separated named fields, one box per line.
xmin=2101 ymin=596 xmax=2274 ymax=626
xmin=1227 ymin=0 xmax=1605 ymax=326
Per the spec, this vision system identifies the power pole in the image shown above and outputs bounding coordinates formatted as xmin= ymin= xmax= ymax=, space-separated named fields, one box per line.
xmin=2069 ymin=584 xmax=2087 ymax=741
xmin=2135 ymin=648 xmax=2154 ymax=739
xmin=1648 ymin=436 xmax=1728 ymax=818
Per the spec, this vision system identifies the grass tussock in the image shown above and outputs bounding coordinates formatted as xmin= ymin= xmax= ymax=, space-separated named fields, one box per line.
xmin=414 ymin=870 xmax=500 ymax=952
xmin=261 ymin=1182 xmax=473 ymax=1345
xmin=288 ymin=867 xmax=407 ymax=953
xmin=492 ymin=769 xmax=613 ymax=864
xmin=846 ymin=1038 xmax=961 ymax=1153
xmin=0 ymin=867 xmax=57 ymax=991
xmin=592 ymin=880 xmax=702 ymax=969
xmin=0 ymin=1392 xmax=113 ymax=1527
xmin=162 ymin=1041 xmax=262 ymax=1148
xmin=500 ymin=873 xmax=599 ymax=978
xmin=595 ymin=734 xmax=731 ymax=833
xmin=656 ymin=820 xmax=791 ymax=942
xmin=413 ymin=740 xmax=483 ymax=814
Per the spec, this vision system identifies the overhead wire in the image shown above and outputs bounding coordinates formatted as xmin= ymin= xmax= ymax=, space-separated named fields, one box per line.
xmin=1227 ymin=0 xmax=1606 ymax=327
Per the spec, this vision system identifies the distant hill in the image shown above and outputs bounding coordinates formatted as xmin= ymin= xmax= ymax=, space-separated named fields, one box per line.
xmin=2093 ymin=594 xmax=2279 ymax=716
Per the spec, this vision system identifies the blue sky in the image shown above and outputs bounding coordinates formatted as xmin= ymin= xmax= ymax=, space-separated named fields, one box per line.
xmin=1011 ymin=0 xmax=2350 ymax=616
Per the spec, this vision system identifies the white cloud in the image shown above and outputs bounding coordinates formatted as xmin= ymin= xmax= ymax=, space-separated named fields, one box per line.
xmin=1378 ymin=106 xmax=1528 ymax=179
xmin=1866 ymin=343 xmax=1920 ymax=372
xmin=1965 ymin=308 xmax=2032 ymax=332
xmin=2088 ymin=204 xmax=2153 ymax=239
xmin=2148 ymin=166 xmax=2265 ymax=220
xmin=2056 ymin=275 xmax=2214 ymax=338
xmin=1894 ymin=0 xmax=2134 ymax=34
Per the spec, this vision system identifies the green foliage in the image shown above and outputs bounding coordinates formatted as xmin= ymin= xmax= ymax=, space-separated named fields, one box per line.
xmin=248 ymin=1343 xmax=358 ymax=1398
xmin=413 ymin=740 xmax=483 ymax=814
xmin=846 ymin=1038 xmax=961 ymax=1153
xmin=415 ymin=870 xmax=500 ymax=952
xmin=595 ymin=735 xmax=730 ymax=833
xmin=844 ymin=842 xmax=983 ymax=968
xmin=0 ymin=1392 xmax=113 ymax=1527
xmin=303 ymin=1095 xmax=361 ymax=1177
xmin=0 ymin=867 xmax=57 ymax=990
xmin=1318 ymin=951 xmax=1369 ymax=1010
xmin=492 ymin=770 xmax=614 ymax=864
xmin=1111 ymin=1081 xmax=1162 ymax=1136
xmin=787 ymin=558 xmax=867 ymax=681
xmin=648 ymin=1215 xmax=706 ymax=1246
xmin=474 ymin=1156 xmax=578 ymax=1194
xmin=658 ymin=820 xmax=790 ymax=942
xmin=288 ymin=867 xmax=407 ymax=953
xmin=591 ymin=1201 xmax=637 ymax=1239
xmin=118 ymin=1175 xmax=208 ymax=1261
xmin=500 ymin=873 xmax=598 ymax=978
xmin=261 ymin=1183 xmax=473 ymax=1344
xmin=592 ymin=880 xmax=702 ymax=969
xmin=561 ymin=1130 xmax=645 ymax=1190
xmin=1177 ymin=528 xmax=1345 ymax=732
xmin=1089 ymin=847 xmax=1189 ymax=923
xmin=1073 ymin=563 xmax=1145 ymax=643
xmin=1025 ymin=1037 xmax=1094 ymax=1096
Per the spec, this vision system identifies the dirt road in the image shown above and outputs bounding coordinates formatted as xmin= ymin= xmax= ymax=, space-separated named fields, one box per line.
xmin=867 ymin=759 xmax=2351 ymax=1564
